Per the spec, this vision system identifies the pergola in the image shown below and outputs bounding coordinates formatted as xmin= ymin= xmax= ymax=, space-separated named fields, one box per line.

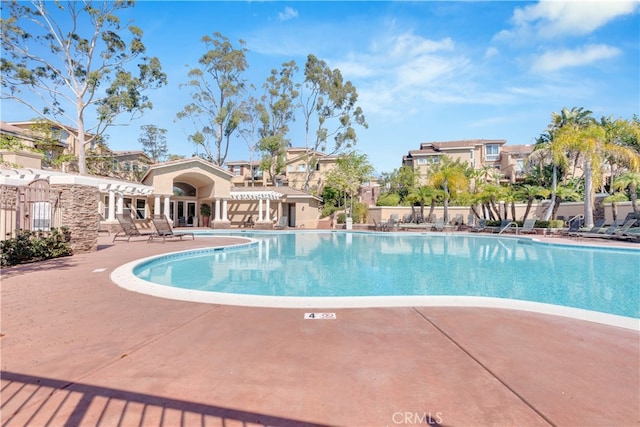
xmin=229 ymin=190 xmax=283 ymax=222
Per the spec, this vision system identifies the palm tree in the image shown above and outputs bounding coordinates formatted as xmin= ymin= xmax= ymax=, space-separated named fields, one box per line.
xmin=612 ymin=171 xmax=640 ymax=215
xmin=475 ymin=182 xmax=506 ymax=221
xmin=554 ymin=123 xmax=640 ymax=227
xmin=603 ymin=193 xmax=629 ymax=222
xmin=406 ymin=185 xmax=435 ymax=223
xmin=527 ymin=107 xmax=594 ymax=221
xmin=550 ymin=185 xmax=581 ymax=219
xmin=427 ymin=156 xmax=469 ymax=222
xmin=516 ymin=185 xmax=549 ymax=221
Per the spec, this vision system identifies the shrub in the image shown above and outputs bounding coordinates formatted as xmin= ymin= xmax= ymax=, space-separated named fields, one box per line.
xmin=352 ymin=202 xmax=369 ymax=224
xmin=1 ymin=227 xmax=72 ymax=267
xmin=534 ymin=219 xmax=564 ymax=229
xmin=376 ymin=193 xmax=400 ymax=206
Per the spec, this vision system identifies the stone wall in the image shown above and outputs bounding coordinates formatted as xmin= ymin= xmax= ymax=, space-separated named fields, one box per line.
xmin=53 ymin=184 xmax=98 ymax=254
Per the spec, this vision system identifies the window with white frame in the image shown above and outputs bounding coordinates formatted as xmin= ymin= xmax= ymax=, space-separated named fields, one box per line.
xmin=297 ymin=164 xmax=306 ymax=172
xmin=417 ymin=158 xmax=427 ymax=165
xmin=485 ymin=144 xmax=500 ymax=159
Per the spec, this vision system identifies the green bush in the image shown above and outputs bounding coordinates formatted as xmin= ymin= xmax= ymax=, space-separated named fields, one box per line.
xmin=376 ymin=193 xmax=400 ymax=206
xmin=534 ymin=219 xmax=564 ymax=229
xmin=1 ymin=228 xmax=72 ymax=267
xmin=485 ymin=219 xmax=564 ymax=228
xmin=352 ymin=202 xmax=369 ymax=224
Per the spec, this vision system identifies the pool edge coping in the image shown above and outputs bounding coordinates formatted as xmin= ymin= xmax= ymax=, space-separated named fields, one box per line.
xmin=110 ymin=235 xmax=639 ymax=332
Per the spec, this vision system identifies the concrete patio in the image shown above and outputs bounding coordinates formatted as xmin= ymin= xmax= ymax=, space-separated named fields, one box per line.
xmin=1 ymin=233 xmax=638 ymax=426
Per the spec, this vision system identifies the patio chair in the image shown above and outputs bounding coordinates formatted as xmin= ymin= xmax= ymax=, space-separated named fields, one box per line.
xmin=113 ymin=213 xmax=155 ymax=242
xmin=434 ymin=218 xmax=455 ymax=232
xmin=496 ymin=220 xmax=518 ymax=234
xmin=469 ymin=219 xmax=487 ymax=233
xmin=386 ymin=216 xmax=400 ymax=231
xmin=567 ymin=218 xmax=606 ymax=238
xmin=577 ymin=220 xmax=622 ymax=240
xmin=520 ymin=218 xmax=537 ymax=235
xmin=611 ymin=218 xmax=640 ymax=241
xmin=148 ymin=215 xmax=195 ymax=243
xmin=274 ymin=216 xmax=288 ymax=229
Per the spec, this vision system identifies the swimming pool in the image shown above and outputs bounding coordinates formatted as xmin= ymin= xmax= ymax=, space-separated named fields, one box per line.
xmin=112 ymin=231 xmax=640 ymax=329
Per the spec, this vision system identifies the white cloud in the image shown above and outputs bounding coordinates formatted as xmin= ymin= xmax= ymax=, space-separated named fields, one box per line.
xmin=497 ymin=0 xmax=639 ymax=40
xmin=484 ymin=46 xmax=499 ymax=60
xmin=532 ymin=44 xmax=622 ymax=72
xmin=328 ymin=31 xmax=471 ymax=117
xmin=278 ymin=6 xmax=298 ymax=22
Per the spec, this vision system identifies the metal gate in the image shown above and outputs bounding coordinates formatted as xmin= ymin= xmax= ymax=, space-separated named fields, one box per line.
xmin=0 ymin=179 xmax=62 ymax=240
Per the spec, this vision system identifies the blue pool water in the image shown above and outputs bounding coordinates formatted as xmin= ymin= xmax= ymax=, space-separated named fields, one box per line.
xmin=132 ymin=232 xmax=640 ymax=319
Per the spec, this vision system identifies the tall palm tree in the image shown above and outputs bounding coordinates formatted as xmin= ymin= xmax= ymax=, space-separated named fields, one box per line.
xmin=554 ymin=123 xmax=640 ymax=227
xmin=427 ymin=156 xmax=469 ymax=222
xmin=527 ymin=107 xmax=594 ymax=221
xmin=612 ymin=171 xmax=640 ymax=215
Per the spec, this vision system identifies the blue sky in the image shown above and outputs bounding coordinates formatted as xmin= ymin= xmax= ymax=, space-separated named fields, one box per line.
xmin=3 ymin=1 xmax=639 ymax=174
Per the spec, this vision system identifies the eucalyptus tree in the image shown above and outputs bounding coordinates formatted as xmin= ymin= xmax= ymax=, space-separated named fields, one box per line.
xmin=427 ymin=156 xmax=469 ymax=222
xmin=612 ymin=171 xmax=640 ymax=215
xmin=299 ymin=54 xmax=368 ymax=191
xmin=325 ymin=151 xmax=374 ymax=219
xmin=237 ymin=95 xmax=262 ymax=187
xmin=258 ymin=60 xmax=300 ymax=185
xmin=176 ymin=32 xmax=248 ymax=166
xmin=138 ymin=124 xmax=168 ymax=163
xmin=1 ymin=0 xmax=166 ymax=175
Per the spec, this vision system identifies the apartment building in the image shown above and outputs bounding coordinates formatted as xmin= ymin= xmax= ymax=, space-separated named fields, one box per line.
xmin=226 ymin=148 xmax=339 ymax=195
xmin=1 ymin=120 xmax=152 ymax=179
xmin=402 ymin=139 xmax=533 ymax=183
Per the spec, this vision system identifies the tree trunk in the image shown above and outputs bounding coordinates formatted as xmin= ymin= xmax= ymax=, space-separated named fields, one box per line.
xmin=543 ymin=164 xmax=557 ymax=221
xmin=428 ymin=200 xmax=436 ymax=223
xmin=584 ymin=160 xmax=594 ymax=228
xmin=630 ymin=183 xmax=638 ymax=214
xmin=77 ymin=109 xmax=87 ymax=175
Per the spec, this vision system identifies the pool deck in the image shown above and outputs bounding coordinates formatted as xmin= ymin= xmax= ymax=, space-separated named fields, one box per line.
xmin=1 ymin=232 xmax=638 ymax=426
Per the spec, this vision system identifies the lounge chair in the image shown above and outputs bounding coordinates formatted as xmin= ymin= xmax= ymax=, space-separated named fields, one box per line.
xmin=274 ymin=216 xmax=288 ymax=230
xmin=611 ymin=218 xmax=640 ymax=241
xmin=560 ymin=218 xmax=583 ymax=237
xmin=568 ymin=219 xmax=606 ymax=238
xmin=148 ymin=215 xmax=195 ymax=243
xmin=469 ymin=219 xmax=487 ymax=233
xmin=386 ymin=216 xmax=400 ymax=231
xmin=520 ymin=218 xmax=537 ymax=234
xmin=434 ymin=218 xmax=455 ymax=232
xmin=577 ymin=220 xmax=622 ymax=240
xmin=113 ymin=213 xmax=155 ymax=242
xmin=496 ymin=220 xmax=518 ymax=234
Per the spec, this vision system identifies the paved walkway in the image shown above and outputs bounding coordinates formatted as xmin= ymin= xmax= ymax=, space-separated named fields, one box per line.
xmin=1 ymin=233 xmax=638 ymax=426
